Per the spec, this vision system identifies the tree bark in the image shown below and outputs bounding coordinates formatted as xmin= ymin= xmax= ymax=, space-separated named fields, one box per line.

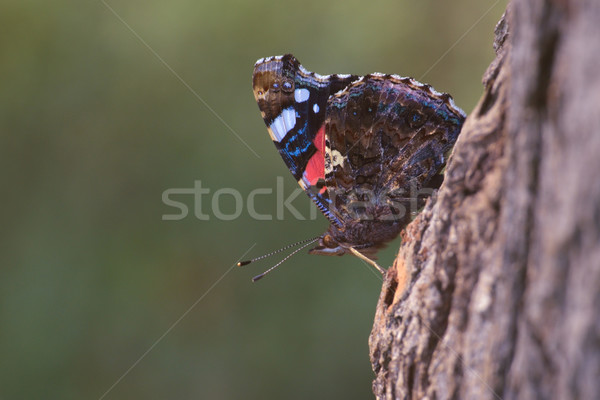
xmin=369 ymin=2 xmax=600 ymax=399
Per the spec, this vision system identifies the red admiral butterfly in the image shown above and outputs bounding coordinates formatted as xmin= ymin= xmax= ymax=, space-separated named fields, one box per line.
xmin=240 ymin=54 xmax=465 ymax=280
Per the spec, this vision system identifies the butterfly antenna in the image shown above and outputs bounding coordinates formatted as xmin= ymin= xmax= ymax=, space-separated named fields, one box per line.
xmin=249 ymin=238 xmax=319 ymax=282
xmin=237 ymin=236 xmax=320 ymax=267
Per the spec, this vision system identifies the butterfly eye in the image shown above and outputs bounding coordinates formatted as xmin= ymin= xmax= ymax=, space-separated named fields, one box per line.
xmin=323 ymin=234 xmax=338 ymax=248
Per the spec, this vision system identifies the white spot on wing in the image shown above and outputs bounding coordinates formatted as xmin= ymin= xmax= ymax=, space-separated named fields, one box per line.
xmin=299 ymin=65 xmax=310 ymax=75
xmin=269 ymin=117 xmax=286 ymax=142
xmin=283 ymin=108 xmax=295 ymax=131
xmin=269 ymin=107 xmax=296 ymax=142
xmin=410 ymin=79 xmax=425 ymax=87
xmin=449 ymin=98 xmax=467 ymax=117
xmin=324 ymin=153 xmax=332 ymax=174
xmin=325 ymin=149 xmax=344 ymax=175
xmin=294 ymin=88 xmax=310 ymax=103
xmin=430 ymin=87 xmax=443 ymax=97
xmin=313 ymin=103 xmax=320 ymax=113
xmin=298 ymin=64 xmax=331 ymax=88
xmin=330 ymin=150 xmax=344 ymax=167
xmin=255 ymin=55 xmax=284 ymax=66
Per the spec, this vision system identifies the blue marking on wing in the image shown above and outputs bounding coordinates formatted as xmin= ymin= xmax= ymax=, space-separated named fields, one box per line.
xmin=275 ymin=120 xmax=315 ymax=180
xmin=283 ymin=129 xmax=311 ymax=158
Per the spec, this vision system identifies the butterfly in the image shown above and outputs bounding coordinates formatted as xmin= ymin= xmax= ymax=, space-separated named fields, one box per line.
xmin=241 ymin=54 xmax=465 ymax=280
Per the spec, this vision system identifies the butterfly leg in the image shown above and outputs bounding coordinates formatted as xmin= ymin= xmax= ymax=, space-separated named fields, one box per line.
xmin=349 ymin=247 xmax=386 ymax=274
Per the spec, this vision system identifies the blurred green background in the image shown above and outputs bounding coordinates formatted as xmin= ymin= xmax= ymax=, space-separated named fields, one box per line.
xmin=0 ymin=0 xmax=505 ymax=398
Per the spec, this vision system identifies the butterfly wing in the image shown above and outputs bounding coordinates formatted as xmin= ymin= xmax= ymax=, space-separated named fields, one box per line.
xmin=252 ymin=54 xmax=357 ymax=226
xmin=323 ymin=74 xmax=466 ymax=229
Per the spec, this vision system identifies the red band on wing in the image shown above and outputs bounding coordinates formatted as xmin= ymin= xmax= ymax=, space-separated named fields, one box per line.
xmin=303 ymin=125 xmax=326 ymax=193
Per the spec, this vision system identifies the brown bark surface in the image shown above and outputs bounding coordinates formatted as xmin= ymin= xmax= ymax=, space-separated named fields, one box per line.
xmin=369 ymin=2 xmax=600 ymax=399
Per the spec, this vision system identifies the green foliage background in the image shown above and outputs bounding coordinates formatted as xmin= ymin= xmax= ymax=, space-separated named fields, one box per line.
xmin=0 ymin=1 xmax=504 ymax=398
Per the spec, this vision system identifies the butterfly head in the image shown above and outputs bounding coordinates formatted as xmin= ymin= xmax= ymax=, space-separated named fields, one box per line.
xmin=308 ymin=229 xmax=381 ymax=259
xmin=307 ymin=233 xmax=347 ymax=256
xmin=308 ymin=231 xmax=385 ymax=273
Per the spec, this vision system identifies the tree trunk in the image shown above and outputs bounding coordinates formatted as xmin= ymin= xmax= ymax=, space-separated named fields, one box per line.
xmin=369 ymin=2 xmax=600 ymax=399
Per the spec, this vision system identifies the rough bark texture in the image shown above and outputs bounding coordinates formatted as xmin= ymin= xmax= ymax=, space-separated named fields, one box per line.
xmin=369 ymin=2 xmax=600 ymax=399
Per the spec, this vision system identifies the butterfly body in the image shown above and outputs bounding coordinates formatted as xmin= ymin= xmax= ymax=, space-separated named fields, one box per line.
xmin=252 ymin=54 xmax=465 ymax=265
